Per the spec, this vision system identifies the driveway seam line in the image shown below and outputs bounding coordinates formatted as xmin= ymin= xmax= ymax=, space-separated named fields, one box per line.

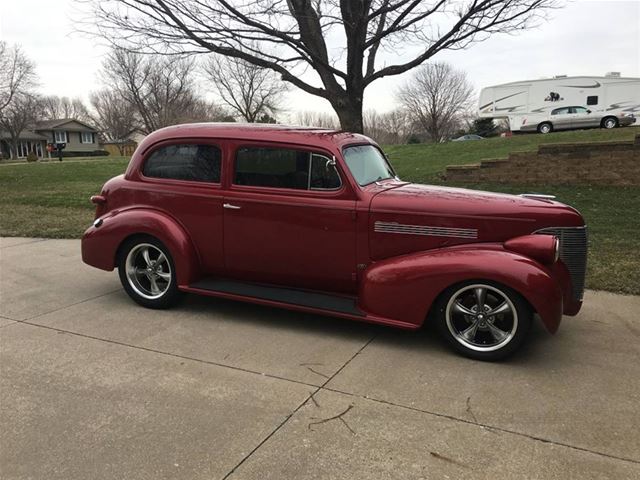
xmin=12 ymin=319 xmax=321 ymax=389
xmin=21 ymin=289 xmax=122 ymax=322
xmin=321 ymin=385 xmax=640 ymax=466
xmin=220 ymin=334 xmax=377 ymax=480
xmin=11 ymin=315 xmax=636 ymax=466
xmin=0 ymin=238 xmax=49 ymax=249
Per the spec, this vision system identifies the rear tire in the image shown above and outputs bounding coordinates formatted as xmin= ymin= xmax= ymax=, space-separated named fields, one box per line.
xmin=602 ymin=117 xmax=618 ymax=129
xmin=117 ymin=236 xmax=182 ymax=309
xmin=537 ymin=122 xmax=553 ymax=134
xmin=434 ymin=281 xmax=532 ymax=361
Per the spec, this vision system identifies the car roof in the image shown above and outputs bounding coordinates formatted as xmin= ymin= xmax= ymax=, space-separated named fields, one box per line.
xmin=136 ymin=123 xmax=375 ymax=153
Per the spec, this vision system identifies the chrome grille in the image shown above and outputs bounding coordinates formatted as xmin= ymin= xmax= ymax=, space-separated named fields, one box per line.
xmin=536 ymin=226 xmax=588 ymax=301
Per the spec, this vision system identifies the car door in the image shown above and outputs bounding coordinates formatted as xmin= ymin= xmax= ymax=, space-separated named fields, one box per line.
xmin=222 ymin=143 xmax=358 ymax=294
xmin=136 ymin=140 xmax=225 ymax=274
xmin=572 ymin=106 xmax=597 ymax=128
xmin=551 ymin=107 xmax=573 ymax=130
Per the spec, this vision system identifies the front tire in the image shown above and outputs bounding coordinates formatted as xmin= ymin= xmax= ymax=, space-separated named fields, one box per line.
xmin=117 ymin=236 xmax=182 ymax=309
xmin=602 ymin=117 xmax=618 ymax=129
xmin=434 ymin=281 xmax=532 ymax=361
xmin=537 ymin=122 xmax=553 ymax=134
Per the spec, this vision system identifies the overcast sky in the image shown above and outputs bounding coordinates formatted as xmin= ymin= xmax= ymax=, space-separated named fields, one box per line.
xmin=1 ymin=0 xmax=638 ymax=118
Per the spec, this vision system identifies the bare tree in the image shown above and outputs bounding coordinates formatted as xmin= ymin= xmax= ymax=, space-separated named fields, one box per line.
xmin=0 ymin=94 xmax=40 ymax=159
xmin=84 ymin=0 xmax=557 ymax=132
xmin=397 ymin=62 xmax=474 ymax=143
xmin=101 ymin=48 xmax=219 ymax=134
xmin=0 ymin=42 xmax=37 ymax=116
xmin=292 ymin=110 xmax=340 ymax=129
xmin=41 ymin=95 xmax=93 ymax=123
xmin=364 ymin=109 xmax=414 ymax=144
xmin=202 ymin=55 xmax=287 ymax=122
xmin=90 ymin=89 xmax=139 ymax=154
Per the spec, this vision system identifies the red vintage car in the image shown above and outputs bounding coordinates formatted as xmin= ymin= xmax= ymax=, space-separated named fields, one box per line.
xmin=82 ymin=124 xmax=587 ymax=360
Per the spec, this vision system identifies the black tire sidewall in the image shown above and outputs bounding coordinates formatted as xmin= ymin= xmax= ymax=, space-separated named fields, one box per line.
xmin=538 ymin=123 xmax=552 ymax=134
xmin=117 ymin=235 xmax=181 ymax=309
xmin=434 ymin=281 xmax=532 ymax=361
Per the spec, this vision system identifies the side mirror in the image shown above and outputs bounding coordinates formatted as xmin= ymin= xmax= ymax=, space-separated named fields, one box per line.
xmin=326 ymin=156 xmax=336 ymax=169
xmin=587 ymin=109 xmax=592 ymax=114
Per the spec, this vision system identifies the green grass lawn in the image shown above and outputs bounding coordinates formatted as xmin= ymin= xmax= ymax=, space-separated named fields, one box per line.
xmin=1 ymin=129 xmax=638 ymax=294
xmin=0 ymin=157 xmax=130 ymax=238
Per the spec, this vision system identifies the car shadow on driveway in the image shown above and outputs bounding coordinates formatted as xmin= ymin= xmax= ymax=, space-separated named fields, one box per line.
xmin=176 ymin=291 xmax=553 ymax=364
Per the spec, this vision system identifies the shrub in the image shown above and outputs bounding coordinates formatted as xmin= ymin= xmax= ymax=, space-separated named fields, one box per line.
xmin=26 ymin=151 xmax=38 ymax=162
xmin=57 ymin=150 xmax=110 ymax=158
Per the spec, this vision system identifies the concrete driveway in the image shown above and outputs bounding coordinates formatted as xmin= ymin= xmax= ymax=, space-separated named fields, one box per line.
xmin=1 ymin=237 xmax=639 ymax=479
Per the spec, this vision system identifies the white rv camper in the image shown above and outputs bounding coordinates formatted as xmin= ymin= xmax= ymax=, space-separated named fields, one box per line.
xmin=478 ymin=74 xmax=640 ymax=132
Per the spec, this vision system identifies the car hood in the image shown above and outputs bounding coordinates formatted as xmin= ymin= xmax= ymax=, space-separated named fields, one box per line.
xmin=370 ymin=183 xmax=584 ymax=231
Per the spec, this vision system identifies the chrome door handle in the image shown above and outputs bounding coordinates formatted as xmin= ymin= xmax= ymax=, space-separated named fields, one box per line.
xmin=223 ymin=203 xmax=241 ymax=210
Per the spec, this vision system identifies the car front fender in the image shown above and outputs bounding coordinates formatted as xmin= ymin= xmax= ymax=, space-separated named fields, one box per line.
xmin=81 ymin=208 xmax=201 ymax=287
xmin=359 ymin=245 xmax=564 ymax=333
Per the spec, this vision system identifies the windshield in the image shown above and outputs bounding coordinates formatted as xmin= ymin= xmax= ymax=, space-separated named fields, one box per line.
xmin=343 ymin=145 xmax=396 ymax=186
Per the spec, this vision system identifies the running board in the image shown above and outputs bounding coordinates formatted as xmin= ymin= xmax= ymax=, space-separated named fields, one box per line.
xmin=189 ymin=278 xmax=364 ymax=317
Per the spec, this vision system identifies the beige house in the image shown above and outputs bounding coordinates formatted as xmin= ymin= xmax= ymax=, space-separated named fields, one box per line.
xmin=35 ymin=119 xmax=100 ymax=153
xmin=1 ymin=118 xmax=101 ymax=160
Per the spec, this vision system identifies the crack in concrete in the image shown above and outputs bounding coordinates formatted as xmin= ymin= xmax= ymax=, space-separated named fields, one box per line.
xmin=430 ymin=451 xmax=468 ymax=468
xmin=221 ymin=335 xmax=377 ymax=479
xmin=308 ymin=404 xmax=356 ymax=435
xmin=465 ymin=395 xmax=478 ymax=423
xmin=9 ymin=315 xmax=640 ymax=469
xmin=322 ymin=385 xmax=640 ymax=466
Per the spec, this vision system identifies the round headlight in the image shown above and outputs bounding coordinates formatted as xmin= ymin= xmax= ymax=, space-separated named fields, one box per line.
xmin=554 ymin=237 xmax=561 ymax=263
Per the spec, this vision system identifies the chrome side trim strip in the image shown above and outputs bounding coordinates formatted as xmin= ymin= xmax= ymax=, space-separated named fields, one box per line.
xmin=374 ymin=221 xmax=478 ymax=239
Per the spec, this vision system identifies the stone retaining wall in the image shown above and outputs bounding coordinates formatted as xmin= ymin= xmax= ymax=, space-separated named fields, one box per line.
xmin=445 ymin=133 xmax=640 ymax=186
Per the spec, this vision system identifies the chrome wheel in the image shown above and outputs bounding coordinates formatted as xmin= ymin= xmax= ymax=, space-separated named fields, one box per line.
xmin=125 ymin=243 xmax=172 ymax=300
xmin=445 ymin=284 xmax=518 ymax=353
xmin=603 ymin=118 xmax=617 ymax=129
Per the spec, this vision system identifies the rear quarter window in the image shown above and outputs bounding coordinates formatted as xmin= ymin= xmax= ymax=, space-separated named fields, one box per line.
xmin=143 ymin=144 xmax=221 ymax=183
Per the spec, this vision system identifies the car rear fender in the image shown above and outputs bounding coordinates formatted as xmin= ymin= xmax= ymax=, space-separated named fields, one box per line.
xmin=81 ymin=208 xmax=201 ymax=287
xmin=359 ymin=245 xmax=563 ymax=333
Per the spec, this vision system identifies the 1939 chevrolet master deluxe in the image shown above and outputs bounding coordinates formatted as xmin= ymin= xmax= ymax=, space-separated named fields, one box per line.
xmin=82 ymin=124 xmax=587 ymax=360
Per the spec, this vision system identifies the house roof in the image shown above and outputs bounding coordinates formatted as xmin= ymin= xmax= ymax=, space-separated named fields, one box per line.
xmin=0 ymin=130 xmax=48 ymax=141
xmin=35 ymin=118 xmax=98 ymax=132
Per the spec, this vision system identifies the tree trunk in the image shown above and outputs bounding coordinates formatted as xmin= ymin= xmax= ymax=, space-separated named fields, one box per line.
xmin=10 ymin=138 xmax=19 ymax=160
xmin=332 ymin=92 xmax=364 ymax=133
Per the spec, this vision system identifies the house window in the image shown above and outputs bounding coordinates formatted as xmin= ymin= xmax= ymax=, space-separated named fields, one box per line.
xmin=54 ymin=131 xmax=67 ymax=143
xmin=81 ymin=132 xmax=94 ymax=144
xmin=586 ymin=96 xmax=598 ymax=106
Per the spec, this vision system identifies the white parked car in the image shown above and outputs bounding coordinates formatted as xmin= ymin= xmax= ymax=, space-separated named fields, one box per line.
xmin=521 ymin=106 xmax=636 ymax=134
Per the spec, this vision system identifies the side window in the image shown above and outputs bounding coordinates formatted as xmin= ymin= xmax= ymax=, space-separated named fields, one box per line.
xmin=552 ymin=107 xmax=569 ymax=115
xmin=235 ymin=147 xmax=309 ymax=189
xmin=234 ymin=147 xmax=341 ymax=191
xmin=143 ymin=144 xmax=221 ymax=183
xmin=574 ymin=107 xmax=587 ymax=114
xmin=587 ymin=96 xmax=598 ymax=106
xmin=310 ymin=154 xmax=341 ymax=190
